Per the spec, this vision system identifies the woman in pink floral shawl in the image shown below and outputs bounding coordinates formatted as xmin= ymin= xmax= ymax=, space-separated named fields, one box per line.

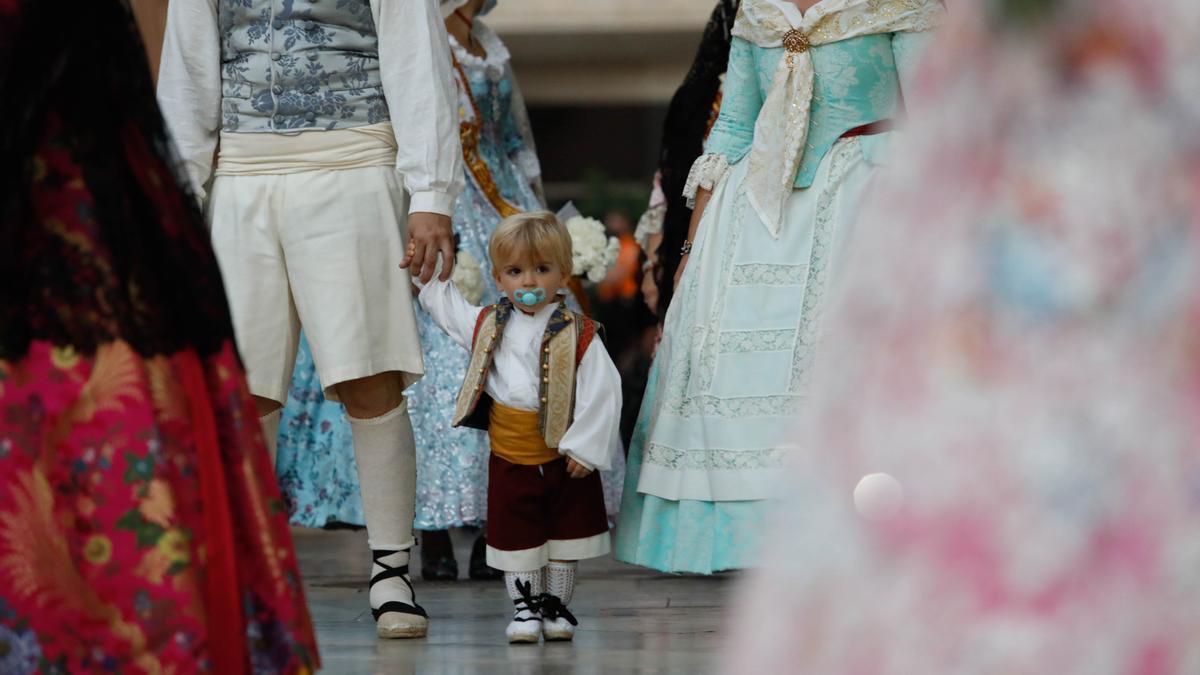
xmin=722 ymin=0 xmax=1200 ymax=672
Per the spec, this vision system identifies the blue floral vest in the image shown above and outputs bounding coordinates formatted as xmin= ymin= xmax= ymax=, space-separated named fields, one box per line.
xmin=219 ymin=0 xmax=390 ymax=132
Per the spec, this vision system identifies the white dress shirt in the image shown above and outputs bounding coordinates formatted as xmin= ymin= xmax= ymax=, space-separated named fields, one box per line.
xmin=418 ymin=279 xmax=623 ymax=471
xmin=156 ymin=0 xmax=462 ymax=215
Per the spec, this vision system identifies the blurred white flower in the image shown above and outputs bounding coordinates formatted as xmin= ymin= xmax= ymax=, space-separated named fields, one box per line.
xmin=451 ymin=249 xmax=485 ymax=305
xmin=566 ymin=215 xmax=620 ymax=283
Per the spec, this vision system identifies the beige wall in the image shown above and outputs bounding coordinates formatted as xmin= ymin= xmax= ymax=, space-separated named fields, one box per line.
xmin=487 ymin=0 xmax=716 ymax=104
xmin=130 ymin=0 xmax=170 ymax=81
xmin=487 ymin=0 xmax=713 ymax=33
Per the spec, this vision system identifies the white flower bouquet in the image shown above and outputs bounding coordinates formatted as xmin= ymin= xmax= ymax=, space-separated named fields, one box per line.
xmin=558 ymin=203 xmax=620 ymax=283
xmin=451 ymin=249 xmax=486 ymax=305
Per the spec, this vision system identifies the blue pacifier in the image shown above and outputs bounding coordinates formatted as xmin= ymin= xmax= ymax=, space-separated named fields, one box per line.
xmin=512 ymin=288 xmax=547 ymax=307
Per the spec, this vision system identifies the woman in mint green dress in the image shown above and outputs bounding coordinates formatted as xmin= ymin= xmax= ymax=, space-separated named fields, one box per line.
xmin=615 ymin=0 xmax=942 ymax=574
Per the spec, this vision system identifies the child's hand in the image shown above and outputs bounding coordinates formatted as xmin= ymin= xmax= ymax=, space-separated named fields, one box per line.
xmin=565 ymin=457 xmax=592 ymax=479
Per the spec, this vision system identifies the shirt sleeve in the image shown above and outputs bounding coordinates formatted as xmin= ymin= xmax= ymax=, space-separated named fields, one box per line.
xmin=416 ymin=278 xmax=483 ymax=350
xmin=683 ymin=35 xmax=761 ymax=205
xmin=372 ymin=0 xmax=465 ymax=216
xmin=558 ymin=339 xmax=623 ymax=472
xmin=156 ymin=0 xmax=222 ymax=203
xmin=702 ymin=36 xmax=762 ymax=164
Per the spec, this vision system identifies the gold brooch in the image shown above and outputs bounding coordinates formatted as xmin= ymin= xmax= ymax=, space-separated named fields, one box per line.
xmin=783 ymin=29 xmax=811 ymax=54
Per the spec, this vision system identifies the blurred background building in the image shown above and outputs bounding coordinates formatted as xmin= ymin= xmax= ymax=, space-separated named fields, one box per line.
xmin=488 ymin=0 xmax=713 ymax=213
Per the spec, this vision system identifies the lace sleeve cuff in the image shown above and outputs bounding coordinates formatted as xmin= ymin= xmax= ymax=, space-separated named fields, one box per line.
xmin=683 ymin=154 xmax=731 ymax=207
xmin=634 ymin=203 xmax=665 ymax=252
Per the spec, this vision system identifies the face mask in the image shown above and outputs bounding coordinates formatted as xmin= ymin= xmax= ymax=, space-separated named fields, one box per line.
xmin=511 ymin=287 xmax=546 ymax=307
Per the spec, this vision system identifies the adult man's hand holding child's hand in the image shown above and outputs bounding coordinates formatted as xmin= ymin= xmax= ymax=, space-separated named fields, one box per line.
xmin=401 ymin=211 xmax=456 ymax=284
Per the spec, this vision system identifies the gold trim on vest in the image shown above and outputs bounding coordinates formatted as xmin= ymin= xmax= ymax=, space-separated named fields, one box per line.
xmin=452 ymin=301 xmax=583 ymax=449
xmin=453 ymin=308 xmax=500 ymax=427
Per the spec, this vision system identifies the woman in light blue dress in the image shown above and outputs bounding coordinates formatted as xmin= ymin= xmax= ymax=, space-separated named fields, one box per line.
xmin=615 ymin=0 xmax=942 ymax=574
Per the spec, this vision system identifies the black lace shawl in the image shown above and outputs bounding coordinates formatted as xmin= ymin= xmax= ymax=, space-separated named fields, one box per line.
xmin=652 ymin=0 xmax=739 ymax=320
xmin=0 ymin=0 xmax=236 ymax=360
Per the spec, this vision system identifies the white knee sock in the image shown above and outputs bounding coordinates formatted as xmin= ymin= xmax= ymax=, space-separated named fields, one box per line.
xmin=350 ymin=403 xmax=418 ymax=614
xmin=259 ymin=409 xmax=281 ymax=467
xmin=505 ymin=569 xmax=545 ymax=621
xmin=348 ymin=403 xmax=417 ymax=551
xmin=545 ymin=561 xmax=577 ymax=606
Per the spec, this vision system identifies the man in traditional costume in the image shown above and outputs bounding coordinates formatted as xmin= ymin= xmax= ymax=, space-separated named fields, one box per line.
xmin=157 ymin=0 xmax=463 ymax=639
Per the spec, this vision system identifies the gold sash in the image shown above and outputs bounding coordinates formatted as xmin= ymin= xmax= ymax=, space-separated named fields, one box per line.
xmin=489 ymin=402 xmax=561 ymax=465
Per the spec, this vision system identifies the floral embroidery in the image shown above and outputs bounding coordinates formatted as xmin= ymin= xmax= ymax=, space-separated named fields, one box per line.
xmin=683 ymin=154 xmax=732 ymax=206
xmin=274 ymin=336 xmax=364 ymax=528
xmin=2 ymin=342 xmax=317 ymax=672
xmin=1 ymin=4 xmax=318 ymax=665
xmin=0 ymin=623 xmax=41 ymax=675
xmin=731 ymin=263 xmax=810 ymax=286
xmin=789 ymin=139 xmax=859 ymax=392
xmin=50 ymin=346 xmax=79 ymax=370
xmin=719 ymin=329 xmax=796 ymax=353
xmin=219 ymin=0 xmax=387 ymax=131
xmin=82 ymin=536 xmax=113 ymax=566
xmin=644 ymin=443 xmax=788 ymax=470
xmin=676 ymin=393 xmax=805 ymax=419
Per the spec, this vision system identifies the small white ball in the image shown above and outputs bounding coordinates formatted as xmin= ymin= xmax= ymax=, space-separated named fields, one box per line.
xmin=853 ymin=472 xmax=904 ymax=521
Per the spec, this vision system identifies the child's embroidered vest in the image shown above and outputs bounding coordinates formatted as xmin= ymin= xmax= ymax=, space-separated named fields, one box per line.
xmin=452 ymin=299 xmax=601 ymax=448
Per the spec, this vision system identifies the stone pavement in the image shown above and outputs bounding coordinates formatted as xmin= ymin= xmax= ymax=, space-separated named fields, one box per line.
xmin=294 ymin=528 xmax=734 ymax=674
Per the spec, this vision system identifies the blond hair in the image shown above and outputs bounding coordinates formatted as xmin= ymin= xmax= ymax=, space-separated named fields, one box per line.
xmin=488 ymin=211 xmax=573 ymax=277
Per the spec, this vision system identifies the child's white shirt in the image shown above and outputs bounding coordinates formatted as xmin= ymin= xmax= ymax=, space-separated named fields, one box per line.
xmin=417 ymin=278 xmax=623 ymax=471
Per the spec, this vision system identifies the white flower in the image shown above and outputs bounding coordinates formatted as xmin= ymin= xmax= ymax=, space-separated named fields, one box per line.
xmin=451 ymin=249 xmax=485 ymax=305
xmin=565 ymin=215 xmax=620 ymax=283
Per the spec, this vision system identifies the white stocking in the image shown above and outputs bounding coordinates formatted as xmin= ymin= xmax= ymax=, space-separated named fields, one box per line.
xmin=505 ymin=569 xmax=544 ymax=622
xmin=348 ymin=402 xmax=417 ymax=551
xmin=546 ymin=561 xmax=577 ymax=606
xmin=349 ymin=403 xmax=418 ymax=616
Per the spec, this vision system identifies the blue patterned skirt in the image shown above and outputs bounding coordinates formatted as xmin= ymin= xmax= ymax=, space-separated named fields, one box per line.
xmin=274 ymin=333 xmax=365 ymax=527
